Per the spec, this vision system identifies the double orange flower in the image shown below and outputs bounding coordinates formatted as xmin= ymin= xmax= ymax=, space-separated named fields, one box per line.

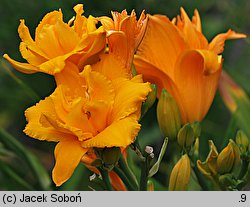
xmin=134 ymin=8 xmax=246 ymax=123
xmin=4 ymin=4 xmax=150 ymax=186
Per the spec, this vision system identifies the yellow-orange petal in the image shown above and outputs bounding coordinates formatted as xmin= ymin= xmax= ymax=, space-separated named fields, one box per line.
xmin=35 ymin=10 xmax=63 ymax=41
xmin=19 ymin=42 xmax=47 ymax=66
xmin=81 ymin=115 xmax=140 ymax=148
xmin=24 ymin=96 xmax=75 ymax=142
xmin=92 ymin=54 xmax=129 ymax=80
xmin=38 ymin=55 xmax=68 ymax=74
xmin=3 ymin=54 xmax=38 ymax=74
xmin=136 ymin=15 xmax=187 ymax=79
xmin=54 ymin=61 xmax=85 ymax=96
xmin=52 ymin=139 xmax=88 ymax=186
xmin=209 ymin=29 xmax=247 ymax=54
xmin=98 ymin=16 xmax=114 ymax=30
xmin=80 ymin=65 xmax=115 ymax=104
xmin=36 ymin=20 xmax=78 ymax=58
xmin=76 ymin=26 xmax=106 ymax=68
xmin=111 ymin=75 xmax=151 ymax=122
xmin=18 ymin=20 xmax=47 ymax=59
xmin=173 ymin=49 xmax=222 ymax=123
xmin=72 ymin=4 xmax=86 ymax=36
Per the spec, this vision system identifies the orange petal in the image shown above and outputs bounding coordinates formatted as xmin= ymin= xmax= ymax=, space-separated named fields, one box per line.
xmin=173 ymin=49 xmax=222 ymax=123
xmin=133 ymin=56 xmax=178 ymax=98
xmin=176 ymin=8 xmax=208 ymax=49
xmin=92 ymin=54 xmax=130 ymax=80
xmin=72 ymin=4 xmax=86 ymax=36
xmin=3 ymin=54 xmax=38 ymax=74
xmin=24 ymin=96 xmax=75 ymax=142
xmin=111 ymin=75 xmax=151 ymax=122
xmin=52 ymin=139 xmax=88 ymax=186
xmin=19 ymin=42 xmax=47 ymax=66
xmin=55 ymin=61 xmax=85 ymax=96
xmin=192 ymin=9 xmax=202 ymax=33
xmin=81 ymin=115 xmax=140 ymax=148
xmin=18 ymin=20 xmax=47 ymax=59
xmin=136 ymin=15 xmax=187 ymax=79
xmin=35 ymin=10 xmax=63 ymax=41
xmin=209 ymin=29 xmax=247 ymax=54
xmin=81 ymin=65 xmax=115 ymax=104
xmin=76 ymin=26 xmax=106 ymax=68
xmin=109 ymin=171 xmax=127 ymax=191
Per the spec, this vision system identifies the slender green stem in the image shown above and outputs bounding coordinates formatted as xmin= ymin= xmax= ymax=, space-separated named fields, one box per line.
xmin=140 ymin=156 xmax=150 ymax=191
xmin=113 ymin=166 xmax=136 ymax=191
xmin=238 ymin=160 xmax=249 ymax=179
xmin=99 ymin=168 xmax=113 ymax=191
xmin=189 ymin=152 xmax=210 ymax=191
xmin=192 ymin=164 xmax=210 ymax=190
xmin=118 ymin=156 xmax=139 ymax=189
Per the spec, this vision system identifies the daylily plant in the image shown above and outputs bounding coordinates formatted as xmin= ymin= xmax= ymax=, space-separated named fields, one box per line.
xmin=3 ymin=4 xmax=248 ymax=191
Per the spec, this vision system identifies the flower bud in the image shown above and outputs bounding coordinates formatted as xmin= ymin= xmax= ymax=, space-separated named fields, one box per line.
xmin=169 ymin=154 xmax=191 ymax=191
xmin=218 ymin=173 xmax=237 ymax=187
xmin=236 ymin=130 xmax=249 ymax=154
xmin=147 ymin=180 xmax=154 ymax=191
xmin=191 ymin=121 xmax=201 ymax=137
xmin=177 ymin=123 xmax=195 ymax=148
xmin=217 ymin=140 xmax=241 ymax=175
xmin=141 ymin=84 xmax=157 ymax=117
xmin=100 ymin=147 xmax=121 ymax=170
xmin=157 ymin=89 xmax=181 ymax=140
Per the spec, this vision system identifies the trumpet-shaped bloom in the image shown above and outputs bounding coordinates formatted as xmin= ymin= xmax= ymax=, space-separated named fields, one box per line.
xmin=134 ymin=8 xmax=246 ymax=123
xmin=3 ymin=4 xmax=106 ymax=75
xmin=24 ymin=62 xmax=151 ymax=186
xmin=99 ymin=9 xmax=148 ymax=72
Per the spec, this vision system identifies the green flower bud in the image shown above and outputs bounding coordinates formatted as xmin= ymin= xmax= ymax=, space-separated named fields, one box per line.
xmin=177 ymin=123 xmax=195 ymax=148
xmin=219 ymin=173 xmax=237 ymax=187
xmin=191 ymin=121 xmax=201 ymax=137
xmin=100 ymin=147 xmax=121 ymax=170
xmin=169 ymin=154 xmax=191 ymax=191
xmin=236 ymin=130 xmax=249 ymax=154
xmin=217 ymin=140 xmax=241 ymax=175
xmin=157 ymin=89 xmax=181 ymax=140
xmin=141 ymin=84 xmax=157 ymax=117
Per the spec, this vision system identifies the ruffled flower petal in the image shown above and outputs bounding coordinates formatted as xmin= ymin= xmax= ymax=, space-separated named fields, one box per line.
xmin=111 ymin=75 xmax=151 ymax=122
xmin=24 ymin=96 xmax=75 ymax=142
xmin=81 ymin=115 xmax=140 ymax=148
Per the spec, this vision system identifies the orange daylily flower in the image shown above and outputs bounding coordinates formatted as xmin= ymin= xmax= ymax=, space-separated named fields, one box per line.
xmin=134 ymin=8 xmax=246 ymax=123
xmin=99 ymin=9 xmax=148 ymax=72
xmin=3 ymin=4 xmax=106 ymax=75
xmin=24 ymin=63 xmax=151 ymax=186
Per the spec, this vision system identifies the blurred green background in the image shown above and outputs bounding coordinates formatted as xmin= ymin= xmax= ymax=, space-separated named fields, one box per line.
xmin=0 ymin=0 xmax=249 ymax=190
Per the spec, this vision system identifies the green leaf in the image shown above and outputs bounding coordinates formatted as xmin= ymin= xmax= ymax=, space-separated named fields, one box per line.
xmin=0 ymin=159 xmax=34 ymax=190
xmin=0 ymin=128 xmax=51 ymax=190
xmin=148 ymin=138 xmax=168 ymax=178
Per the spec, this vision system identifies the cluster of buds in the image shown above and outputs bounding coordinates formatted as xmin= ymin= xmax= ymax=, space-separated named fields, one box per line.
xmin=197 ymin=132 xmax=250 ymax=190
